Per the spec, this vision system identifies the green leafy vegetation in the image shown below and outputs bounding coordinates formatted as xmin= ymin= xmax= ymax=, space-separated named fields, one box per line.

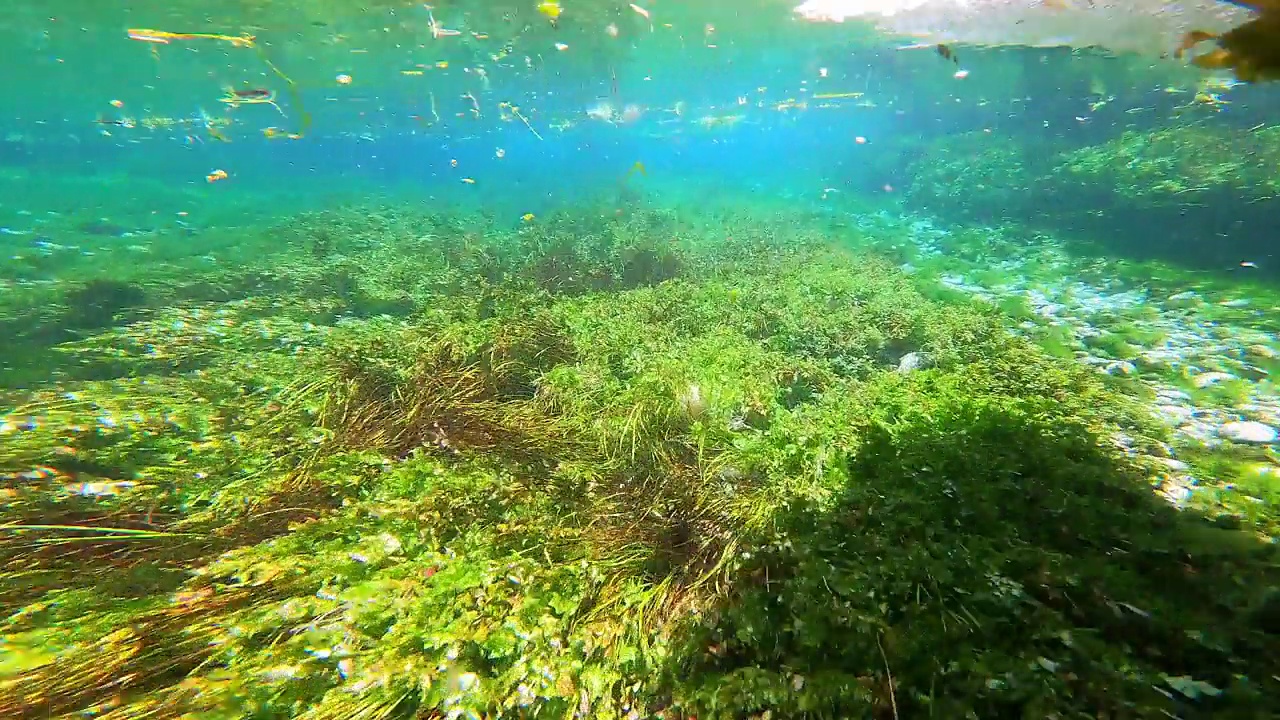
xmin=901 ymin=124 xmax=1280 ymax=274
xmin=1 ymin=204 xmax=1277 ymax=718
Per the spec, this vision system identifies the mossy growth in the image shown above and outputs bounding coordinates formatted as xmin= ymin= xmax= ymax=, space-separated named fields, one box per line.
xmin=1 ymin=204 xmax=1277 ymax=719
xmin=993 ymin=293 xmax=1040 ymax=323
xmin=63 ymin=279 xmax=147 ymax=330
xmin=1183 ymin=376 xmax=1257 ymax=409
xmin=1054 ymin=126 xmax=1280 ymax=204
xmin=1178 ymin=446 xmax=1280 ymax=538
xmin=1107 ymin=319 xmax=1169 ymax=349
xmin=1083 ymin=329 xmax=1141 ymax=360
xmin=1031 ymin=323 xmax=1081 ymax=360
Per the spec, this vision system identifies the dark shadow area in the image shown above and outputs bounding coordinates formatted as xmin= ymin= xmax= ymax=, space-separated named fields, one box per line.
xmin=1051 ymin=200 xmax=1280 ymax=277
xmin=660 ymin=397 xmax=1280 ymax=718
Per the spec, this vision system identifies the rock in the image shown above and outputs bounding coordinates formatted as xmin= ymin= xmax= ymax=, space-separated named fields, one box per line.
xmin=1219 ymin=421 xmax=1279 ymax=444
xmin=1104 ymin=361 xmax=1137 ymax=376
xmin=1160 ymin=483 xmax=1193 ymax=506
xmin=1192 ymin=371 xmax=1237 ymax=389
xmin=1166 ymin=291 xmax=1204 ymax=308
xmin=896 ymin=351 xmax=934 ymax=373
xmin=1135 ymin=351 xmax=1178 ymax=372
xmin=1156 ymin=388 xmax=1192 ymax=402
xmin=1245 ymin=344 xmax=1278 ymax=361
xmin=1156 ymin=457 xmax=1190 ymax=472
xmin=1179 ymin=421 xmax=1222 ymax=447
xmin=1155 ymin=404 xmax=1194 ymax=425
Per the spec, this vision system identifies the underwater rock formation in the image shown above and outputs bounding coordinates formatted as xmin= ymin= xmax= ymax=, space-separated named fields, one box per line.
xmin=904 ymin=124 xmax=1280 ymax=272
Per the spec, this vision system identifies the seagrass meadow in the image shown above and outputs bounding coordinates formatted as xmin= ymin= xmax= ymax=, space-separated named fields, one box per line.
xmin=2 ymin=200 xmax=1279 ymax=719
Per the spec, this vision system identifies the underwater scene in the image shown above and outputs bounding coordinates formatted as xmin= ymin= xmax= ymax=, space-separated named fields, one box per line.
xmin=4 ymin=1 xmax=1280 ymax=717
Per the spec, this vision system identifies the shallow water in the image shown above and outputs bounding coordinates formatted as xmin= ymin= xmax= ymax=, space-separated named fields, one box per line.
xmin=2 ymin=2 xmax=1279 ymax=718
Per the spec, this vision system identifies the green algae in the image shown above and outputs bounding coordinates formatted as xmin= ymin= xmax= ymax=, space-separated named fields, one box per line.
xmin=1 ymin=205 xmax=1277 ymax=719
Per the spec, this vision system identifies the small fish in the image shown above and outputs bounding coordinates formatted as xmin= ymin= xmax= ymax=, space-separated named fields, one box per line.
xmin=936 ymin=43 xmax=959 ymax=63
xmin=206 ymin=169 xmax=228 ymax=183
xmin=94 ymin=116 xmax=135 ymax=128
xmin=220 ymin=88 xmax=284 ymax=117
xmin=461 ymin=177 xmax=476 ymax=184
xmin=229 ymin=88 xmax=273 ymax=99
xmin=521 ymin=213 xmax=536 ymax=222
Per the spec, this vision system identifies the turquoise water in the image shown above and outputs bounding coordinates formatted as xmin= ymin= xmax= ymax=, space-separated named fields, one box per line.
xmin=3 ymin=2 xmax=1280 ymax=718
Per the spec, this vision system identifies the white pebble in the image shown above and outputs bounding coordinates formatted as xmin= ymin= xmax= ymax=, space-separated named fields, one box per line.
xmin=1192 ymin=371 xmax=1236 ymax=389
xmin=1155 ymin=405 xmax=1194 ymax=425
xmin=1219 ymin=421 xmax=1278 ymax=444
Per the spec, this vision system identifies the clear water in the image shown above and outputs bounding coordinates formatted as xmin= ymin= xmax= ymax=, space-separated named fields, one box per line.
xmin=2 ymin=2 xmax=1278 ymax=717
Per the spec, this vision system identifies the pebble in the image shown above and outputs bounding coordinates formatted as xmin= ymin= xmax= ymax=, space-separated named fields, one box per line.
xmin=1192 ymin=371 xmax=1237 ymax=389
xmin=1155 ymin=404 xmax=1195 ymax=425
xmin=1180 ymin=421 xmax=1222 ymax=447
xmin=1246 ymin=344 xmax=1277 ymax=360
xmin=890 ymin=219 xmax=1280 ymax=504
xmin=1104 ymin=360 xmax=1137 ymax=376
xmin=1219 ymin=421 xmax=1278 ymax=444
xmin=1160 ymin=483 xmax=1193 ymax=506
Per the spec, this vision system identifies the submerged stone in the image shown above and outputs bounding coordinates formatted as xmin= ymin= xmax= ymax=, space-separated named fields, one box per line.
xmin=1219 ymin=421 xmax=1279 ymax=444
xmin=1154 ymin=404 xmax=1194 ymax=426
xmin=1192 ymin=371 xmax=1237 ymax=389
xmin=896 ymin=351 xmax=934 ymax=373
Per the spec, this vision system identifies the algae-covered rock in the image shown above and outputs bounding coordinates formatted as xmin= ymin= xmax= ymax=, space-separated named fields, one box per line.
xmin=1052 ymin=125 xmax=1280 ymax=205
xmin=908 ymin=124 xmax=1280 ymax=214
xmin=904 ymin=123 xmax=1280 ymax=270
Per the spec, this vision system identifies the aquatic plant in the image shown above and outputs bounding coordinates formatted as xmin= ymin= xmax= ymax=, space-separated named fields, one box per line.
xmin=63 ymin=279 xmax=147 ymax=330
xmin=1 ymin=205 xmax=1277 ymax=719
xmin=1054 ymin=126 xmax=1280 ymax=204
xmin=901 ymin=123 xmax=1280 ymax=273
